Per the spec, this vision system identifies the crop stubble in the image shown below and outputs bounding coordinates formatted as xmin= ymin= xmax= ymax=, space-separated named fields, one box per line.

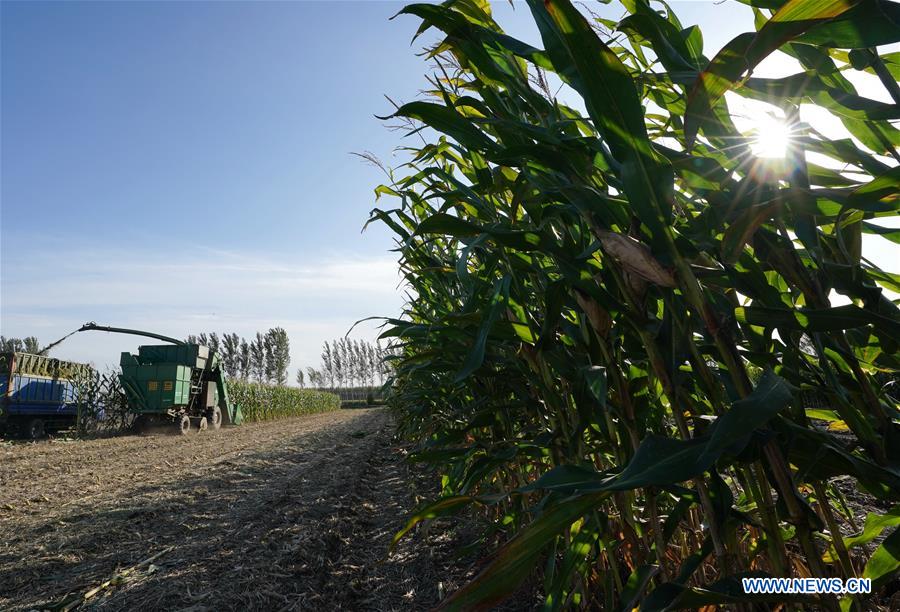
xmin=0 ymin=409 xmax=505 ymax=611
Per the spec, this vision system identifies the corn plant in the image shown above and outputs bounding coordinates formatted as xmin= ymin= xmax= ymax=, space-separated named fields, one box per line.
xmin=72 ymin=369 xmax=132 ymax=436
xmin=229 ymin=381 xmax=340 ymax=422
xmin=372 ymin=0 xmax=900 ymax=608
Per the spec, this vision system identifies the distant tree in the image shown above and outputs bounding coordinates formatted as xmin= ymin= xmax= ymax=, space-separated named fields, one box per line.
xmin=351 ymin=340 xmax=361 ymax=389
xmin=295 ymin=368 xmax=305 ymax=388
xmin=339 ymin=338 xmax=352 ymax=388
xmin=342 ymin=338 xmax=353 ymax=387
xmin=375 ymin=341 xmax=385 ymax=385
xmin=221 ymin=333 xmax=241 ymax=378
xmin=1 ymin=336 xmax=42 ymax=354
xmin=321 ymin=342 xmax=334 ymax=388
xmin=3 ymin=337 xmax=18 ymax=352
xmin=207 ymin=332 xmax=221 ymax=357
xmin=263 ymin=332 xmax=276 ymax=383
xmin=366 ymin=342 xmax=377 ymax=387
xmin=353 ymin=340 xmax=367 ymax=398
xmin=279 ymin=331 xmax=291 ymax=379
xmin=187 ymin=331 xmax=278 ymax=382
xmin=341 ymin=339 xmax=352 ymax=389
xmin=305 ymin=338 xmax=391 ymax=397
xmin=306 ymin=367 xmax=322 ymax=388
xmin=263 ymin=327 xmax=290 ymax=385
xmin=239 ymin=339 xmax=251 ymax=381
xmin=332 ymin=340 xmax=345 ymax=389
xmin=250 ymin=332 xmax=266 ymax=383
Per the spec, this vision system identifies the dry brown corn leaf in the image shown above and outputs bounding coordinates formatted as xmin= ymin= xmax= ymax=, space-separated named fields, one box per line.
xmin=594 ymin=230 xmax=676 ymax=288
xmin=574 ymin=290 xmax=612 ymax=339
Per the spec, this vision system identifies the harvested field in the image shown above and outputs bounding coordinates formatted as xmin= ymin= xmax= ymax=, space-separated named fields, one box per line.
xmin=0 ymin=409 xmax=513 ymax=611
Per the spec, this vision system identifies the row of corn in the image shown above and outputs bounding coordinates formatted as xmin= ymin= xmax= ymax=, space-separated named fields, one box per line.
xmin=229 ymin=381 xmax=340 ymax=422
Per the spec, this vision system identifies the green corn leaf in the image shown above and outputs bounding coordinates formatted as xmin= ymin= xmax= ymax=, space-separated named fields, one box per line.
xmin=544 ymin=517 xmax=604 ymax=612
xmin=793 ymin=0 xmax=900 ymax=47
xmin=437 ymin=492 xmax=609 ymax=611
xmin=699 ymin=370 xmax=792 ymax=465
xmin=862 ymin=222 xmax=900 ymax=245
xmin=526 ymin=0 xmax=674 ymax=239
xmin=520 ymin=464 xmax=616 ymax=494
xmin=417 ymin=213 xmax=551 ymax=251
xmin=805 ymin=408 xmax=842 ymax=421
xmin=583 ymin=366 xmax=607 ymax=409
xmin=863 ymin=526 xmax=900 ymax=588
xmin=721 ymin=201 xmax=782 ymax=263
xmin=387 ymin=101 xmax=497 ymax=153
xmin=416 ymin=212 xmax=482 ymax=239
xmin=868 ymin=269 xmax=900 ymax=293
xmin=849 ymin=166 xmax=900 ymax=210
xmin=786 ymin=43 xmax=900 ymax=154
xmin=736 ymin=0 xmax=791 ymax=8
xmin=617 ymin=11 xmax=698 ymax=72
xmin=526 ymin=372 xmax=792 ymax=492
xmin=456 ymin=275 xmax=510 ymax=381
xmin=685 ymin=0 xmax=861 ymax=148
xmin=391 ymin=495 xmax=479 ymax=552
xmin=735 ymin=304 xmax=900 ymax=344
xmin=839 ymin=505 xmax=900 ymax=551
xmin=741 ymin=74 xmax=900 ymax=121
xmin=613 ymin=372 xmax=791 ymax=489
xmin=608 ymin=435 xmax=711 ymax=490
xmin=619 ymin=564 xmax=660 ymax=612
xmin=782 ymin=419 xmax=900 ymax=497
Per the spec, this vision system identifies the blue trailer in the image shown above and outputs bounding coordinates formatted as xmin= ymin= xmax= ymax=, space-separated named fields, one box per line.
xmin=0 ymin=352 xmax=90 ymax=438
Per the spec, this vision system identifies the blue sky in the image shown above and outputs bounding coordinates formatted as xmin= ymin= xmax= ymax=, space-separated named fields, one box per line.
xmin=2 ymin=1 xmax=893 ymax=374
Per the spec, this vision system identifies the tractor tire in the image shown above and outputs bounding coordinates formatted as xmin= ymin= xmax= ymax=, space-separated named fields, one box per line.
xmin=198 ymin=416 xmax=208 ymax=431
xmin=208 ymin=406 xmax=222 ymax=430
xmin=176 ymin=415 xmax=191 ymax=436
xmin=26 ymin=418 xmax=46 ymax=440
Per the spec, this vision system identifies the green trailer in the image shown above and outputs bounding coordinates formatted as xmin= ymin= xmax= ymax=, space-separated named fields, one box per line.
xmin=78 ymin=323 xmax=243 ymax=434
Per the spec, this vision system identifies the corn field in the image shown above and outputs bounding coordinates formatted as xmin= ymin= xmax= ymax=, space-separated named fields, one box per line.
xmin=372 ymin=0 xmax=900 ymax=609
xmin=229 ymin=381 xmax=340 ymax=422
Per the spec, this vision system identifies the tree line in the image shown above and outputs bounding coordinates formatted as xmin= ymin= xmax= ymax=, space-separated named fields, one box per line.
xmin=3 ymin=330 xmax=396 ymax=395
xmin=186 ymin=328 xmax=290 ymax=385
xmin=301 ymin=338 xmax=396 ymax=391
xmin=0 ymin=336 xmax=41 ymax=354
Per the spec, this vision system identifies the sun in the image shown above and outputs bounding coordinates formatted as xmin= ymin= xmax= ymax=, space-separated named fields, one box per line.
xmin=750 ymin=114 xmax=790 ymax=158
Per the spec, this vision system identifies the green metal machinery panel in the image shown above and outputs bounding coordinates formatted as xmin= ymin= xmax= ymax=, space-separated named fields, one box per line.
xmin=122 ymin=363 xmax=192 ymax=412
xmin=137 ymin=344 xmax=209 ymax=368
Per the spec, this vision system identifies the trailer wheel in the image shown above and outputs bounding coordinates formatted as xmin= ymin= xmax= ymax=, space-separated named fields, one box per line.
xmin=198 ymin=417 xmax=208 ymax=431
xmin=26 ymin=418 xmax=46 ymax=440
xmin=176 ymin=415 xmax=191 ymax=435
xmin=208 ymin=406 xmax=222 ymax=430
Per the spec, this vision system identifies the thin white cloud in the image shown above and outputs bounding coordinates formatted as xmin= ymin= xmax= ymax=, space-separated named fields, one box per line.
xmin=1 ymin=245 xmax=405 ymax=372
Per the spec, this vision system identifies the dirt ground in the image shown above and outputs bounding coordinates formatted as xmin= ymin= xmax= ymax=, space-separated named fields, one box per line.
xmin=0 ymin=408 xmax=519 ymax=611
